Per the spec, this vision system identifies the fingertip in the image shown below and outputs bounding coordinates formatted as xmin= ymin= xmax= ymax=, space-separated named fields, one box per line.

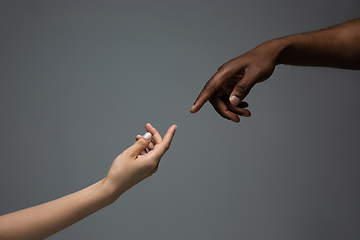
xmin=166 ymin=124 xmax=176 ymax=135
xmin=171 ymin=124 xmax=177 ymax=133
xmin=145 ymin=123 xmax=156 ymax=134
xmin=239 ymin=101 xmax=249 ymax=108
xmin=190 ymin=105 xmax=198 ymax=113
xmin=222 ymin=110 xmax=240 ymax=123
xmin=142 ymin=132 xmax=152 ymax=140
xmin=191 ymin=97 xmax=207 ymax=113
xmin=229 ymin=95 xmax=242 ymax=106
xmin=243 ymin=111 xmax=251 ymax=117
xmin=128 ymin=134 xmax=152 ymax=158
xmin=231 ymin=116 xmax=240 ymax=123
xmin=171 ymin=124 xmax=177 ymax=135
xmin=162 ymin=124 xmax=177 ymax=143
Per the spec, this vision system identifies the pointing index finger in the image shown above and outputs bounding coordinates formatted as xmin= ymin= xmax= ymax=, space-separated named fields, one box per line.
xmin=190 ymin=70 xmax=229 ymax=113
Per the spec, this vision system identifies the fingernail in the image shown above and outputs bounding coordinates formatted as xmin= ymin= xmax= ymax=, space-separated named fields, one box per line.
xmin=143 ymin=132 xmax=152 ymax=140
xmin=147 ymin=122 xmax=152 ymax=127
xmin=174 ymin=125 xmax=177 ymax=132
xmin=229 ymin=95 xmax=241 ymax=105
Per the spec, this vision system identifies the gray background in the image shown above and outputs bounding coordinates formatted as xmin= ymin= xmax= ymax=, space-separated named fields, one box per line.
xmin=1 ymin=1 xmax=359 ymax=239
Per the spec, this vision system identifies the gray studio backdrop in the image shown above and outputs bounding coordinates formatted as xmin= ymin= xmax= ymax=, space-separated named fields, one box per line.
xmin=1 ymin=1 xmax=359 ymax=239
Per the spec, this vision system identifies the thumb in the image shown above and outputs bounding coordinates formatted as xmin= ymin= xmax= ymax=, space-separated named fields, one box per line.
xmin=229 ymin=73 xmax=257 ymax=105
xmin=127 ymin=132 xmax=152 ymax=158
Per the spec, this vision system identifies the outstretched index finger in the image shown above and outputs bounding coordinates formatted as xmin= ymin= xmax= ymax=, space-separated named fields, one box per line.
xmin=190 ymin=70 xmax=229 ymax=113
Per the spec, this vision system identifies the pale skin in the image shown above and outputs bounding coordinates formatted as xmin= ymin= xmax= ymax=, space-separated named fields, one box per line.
xmin=190 ymin=18 xmax=360 ymax=122
xmin=0 ymin=123 xmax=177 ymax=240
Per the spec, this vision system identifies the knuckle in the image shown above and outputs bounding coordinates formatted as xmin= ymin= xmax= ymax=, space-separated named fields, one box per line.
xmin=139 ymin=138 xmax=148 ymax=145
xmin=203 ymin=81 xmax=217 ymax=93
xmin=249 ymin=65 xmax=270 ymax=80
xmin=217 ymin=64 xmax=232 ymax=77
xmin=251 ymin=66 xmax=262 ymax=75
xmin=217 ymin=63 xmax=229 ymax=72
xmin=122 ymin=150 xmax=131 ymax=158
xmin=235 ymin=81 xmax=248 ymax=93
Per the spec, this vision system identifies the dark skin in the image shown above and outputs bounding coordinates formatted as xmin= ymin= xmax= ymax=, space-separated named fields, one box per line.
xmin=190 ymin=18 xmax=360 ymax=122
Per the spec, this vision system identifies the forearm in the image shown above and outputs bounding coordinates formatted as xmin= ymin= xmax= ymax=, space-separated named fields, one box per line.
xmin=271 ymin=19 xmax=360 ymax=69
xmin=0 ymin=178 xmax=119 ymax=240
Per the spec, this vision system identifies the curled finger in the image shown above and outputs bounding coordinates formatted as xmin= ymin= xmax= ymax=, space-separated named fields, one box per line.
xmin=145 ymin=123 xmax=162 ymax=144
xmin=223 ymin=98 xmax=251 ymax=117
xmin=209 ymin=94 xmax=240 ymax=123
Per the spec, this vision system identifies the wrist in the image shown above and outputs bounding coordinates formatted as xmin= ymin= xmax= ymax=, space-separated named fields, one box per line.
xmin=273 ymin=33 xmax=315 ymax=66
xmin=250 ymin=38 xmax=291 ymax=68
xmin=100 ymin=177 xmax=129 ymax=205
xmin=261 ymin=37 xmax=294 ymax=66
xmin=98 ymin=178 xmax=125 ymax=206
